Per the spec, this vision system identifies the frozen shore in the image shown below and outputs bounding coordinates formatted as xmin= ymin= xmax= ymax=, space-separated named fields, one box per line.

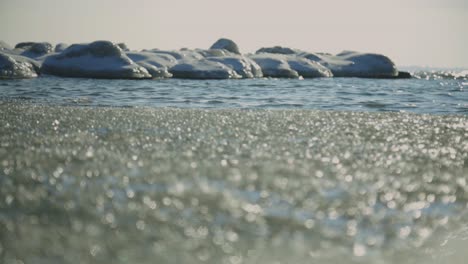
xmin=0 ymin=38 xmax=411 ymax=80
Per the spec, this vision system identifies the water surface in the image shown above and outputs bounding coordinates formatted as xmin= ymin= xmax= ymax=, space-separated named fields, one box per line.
xmin=0 ymin=72 xmax=467 ymax=264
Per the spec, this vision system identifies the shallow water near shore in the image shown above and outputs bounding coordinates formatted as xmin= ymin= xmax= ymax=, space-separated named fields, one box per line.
xmin=0 ymin=71 xmax=467 ymax=114
xmin=0 ymin=74 xmax=468 ymax=263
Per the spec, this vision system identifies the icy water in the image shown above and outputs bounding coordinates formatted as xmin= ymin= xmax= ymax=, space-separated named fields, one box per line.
xmin=0 ymin=72 xmax=468 ymax=264
xmin=0 ymin=71 xmax=467 ymax=113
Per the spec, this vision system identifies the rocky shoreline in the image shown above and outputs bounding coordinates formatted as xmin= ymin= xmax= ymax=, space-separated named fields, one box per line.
xmin=0 ymin=38 xmax=411 ymax=80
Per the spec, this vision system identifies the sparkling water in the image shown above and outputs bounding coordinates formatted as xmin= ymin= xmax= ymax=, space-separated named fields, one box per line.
xmin=0 ymin=72 xmax=467 ymax=264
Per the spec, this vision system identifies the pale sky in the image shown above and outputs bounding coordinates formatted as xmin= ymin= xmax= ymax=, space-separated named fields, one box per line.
xmin=1 ymin=0 xmax=467 ymax=68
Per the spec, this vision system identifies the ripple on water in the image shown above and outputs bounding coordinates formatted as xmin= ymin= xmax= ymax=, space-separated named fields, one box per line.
xmin=0 ymin=75 xmax=466 ymax=114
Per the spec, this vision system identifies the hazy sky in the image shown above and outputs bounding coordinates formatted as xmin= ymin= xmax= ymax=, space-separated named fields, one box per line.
xmin=1 ymin=0 xmax=467 ymax=68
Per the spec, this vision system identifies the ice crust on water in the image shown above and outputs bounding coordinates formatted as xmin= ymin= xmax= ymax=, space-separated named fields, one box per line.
xmin=1 ymin=38 xmax=405 ymax=79
xmin=1 ymin=102 xmax=467 ymax=263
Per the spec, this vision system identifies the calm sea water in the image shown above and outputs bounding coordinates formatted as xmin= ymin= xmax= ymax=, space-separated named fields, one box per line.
xmin=0 ymin=71 xmax=467 ymax=113
xmin=0 ymin=72 xmax=467 ymax=264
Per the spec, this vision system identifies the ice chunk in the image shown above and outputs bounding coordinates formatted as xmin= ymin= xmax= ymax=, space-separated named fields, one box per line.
xmin=41 ymin=41 xmax=151 ymax=79
xmin=0 ymin=52 xmax=38 ymax=79
xmin=210 ymin=38 xmax=240 ymax=55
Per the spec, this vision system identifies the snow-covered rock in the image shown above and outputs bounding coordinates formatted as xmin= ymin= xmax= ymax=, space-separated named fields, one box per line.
xmin=198 ymin=48 xmax=234 ymax=58
xmin=54 ymin=43 xmax=69 ymax=52
xmin=256 ymin=46 xmax=297 ymax=55
xmin=250 ymin=53 xmax=331 ymax=78
xmin=286 ymin=57 xmax=332 ymax=78
xmin=249 ymin=54 xmax=299 ymax=78
xmin=210 ymin=38 xmax=240 ymax=55
xmin=0 ymin=52 xmax=38 ymax=79
xmin=126 ymin=51 xmax=175 ymax=78
xmin=207 ymin=55 xmax=263 ymax=78
xmin=14 ymin=42 xmax=53 ymax=58
xmin=169 ymin=59 xmax=241 ymax=79
xmin=41 ymin=41 xmax=151 ymax=79
xmin=314 ymin=51 xmax=398 ymax=78
xmin=258 ymin=47 xmax=398 ymax=78
xmin=117 ymin=43 xmax=129 ymax=51
xmin=149 ymin=49 xmax=204 ymax=61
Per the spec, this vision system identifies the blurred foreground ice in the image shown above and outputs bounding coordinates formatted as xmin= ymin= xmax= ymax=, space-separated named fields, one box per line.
xmin=0 ymin=102 xmax=467 ymax=263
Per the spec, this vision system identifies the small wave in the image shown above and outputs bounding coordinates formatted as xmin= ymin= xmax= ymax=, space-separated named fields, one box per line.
xmin=258 ymin=103 xmax=304 ymax=108
xmin=362 ymin=101 xmax=389 ymax=108
xmin=207 ymin=100 xmax=224 ymax=104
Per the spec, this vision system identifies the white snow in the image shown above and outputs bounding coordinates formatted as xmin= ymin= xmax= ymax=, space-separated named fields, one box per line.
xmin=210 ymin=38 xmax=241 ymax=55
xmin=207 ymin=55 xmax=263 ymax=78
xmin=170 ymin=59 xmax=241 ymax=79
xmin=126 ymin=51 xmax=176 ymax=78
xmin=250 ymin=53 xmax=332 ymax=78
xmin=13 ymin=42 xmax=53 ymax=59
xmin=1 ymin=38 xmax=404 ymax=79
xmin=249 ymin=54 xmax=298 ymax=78
xmin=0 ymin=52 xmax=38 ymax=79
xmin=41 ymin=41 xmax=151 ymax=79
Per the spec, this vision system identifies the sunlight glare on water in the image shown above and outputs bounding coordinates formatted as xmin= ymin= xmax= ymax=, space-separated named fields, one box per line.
xmin=0 ymin=102 xmax=467 ymax=264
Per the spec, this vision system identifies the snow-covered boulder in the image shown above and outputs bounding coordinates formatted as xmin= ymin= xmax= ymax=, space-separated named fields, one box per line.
xmin=210 ymin=38 xmax=240 ymax=55
xmin=169 ymin=59 xmax=241 ymax=79
xmin=207 ymin=55 xmax=263 ymax=78
xmin=318 ymin=51 xmax=398 ymax=78
xmin=258 ymin=47 xmax=398 ymax=78
xmin=127 ymin=51 xmax=177 ymax=68
xmin=41 ymin=41 xmax=151 ymax=79
xmin=14 ymin=42 xmax=53 ymax=58
xmin=0 ymin=52 xmax=38 ymax=79
xmin=54 ymin=43 xmax=69 ymax=52
xmin=249 ymin=54 xmax=298 ymax=78
xmin=250 ymin=53 xmax=331 ymax=78
xmin=149 ymin=49 xmax=204 ymax=61
xmin=117 ymin=43 xmax=129 ymax=51
xmin=126 ymin=51 xmax=175 ymax=78
xmin=198 ymin=48 xmax=234 ymax=58
xmin=297 ymin=51 xmax=323 ymax=62
xmin=286 ymin=56 xmax=332 ymax=78
xmin=256 ymin=46 xmax=297 ymax=55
